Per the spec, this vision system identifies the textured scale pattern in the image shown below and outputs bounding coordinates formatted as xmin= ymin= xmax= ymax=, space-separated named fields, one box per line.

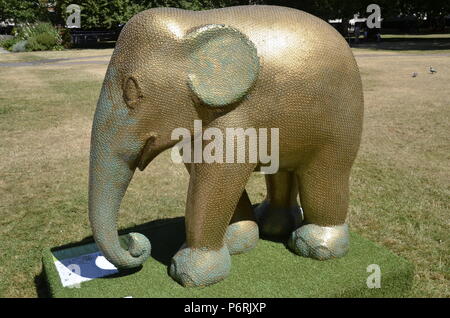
xmin=170 ymin=245 xmax=231 ymax=287
xmin=88 ymin=5 xmax=364 ymax=287
xmin=288 ymin=224 xmax=350 ymax=260
xmin=224 ymin=221 xmax=259 ymax=254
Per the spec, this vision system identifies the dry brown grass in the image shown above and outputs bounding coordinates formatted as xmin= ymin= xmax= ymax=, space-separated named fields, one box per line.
xmin=0 ymin=49 xmax=113 ymax=63
xmin=350 ymin=48 xmax=449 ymax=296
xmin=0 ymin=47 xmax=448 ymax=297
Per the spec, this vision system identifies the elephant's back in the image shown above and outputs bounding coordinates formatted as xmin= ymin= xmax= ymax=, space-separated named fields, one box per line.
xmin=133 ymin=6 xmax=358 ymax=86
xmin=128 ymin=6 xmax=363 ymax=160
xmin=194 ymin=5 xmax=351 ymax=61
xmin=148 ymin=5 xmax=360 ymax=97
xmin=152 ymin=6 xmax=354 ymax=65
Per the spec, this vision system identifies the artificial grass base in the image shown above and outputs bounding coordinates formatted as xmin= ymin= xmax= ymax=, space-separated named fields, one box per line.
xmin=42 ymin=218 xmax=413 ymax=298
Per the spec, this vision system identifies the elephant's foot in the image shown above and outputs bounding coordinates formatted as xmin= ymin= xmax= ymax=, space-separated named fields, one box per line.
xmin=288 ymin=223 xmax=349 ymax=260
xmin=254 ymin=200 xmax=302 ymax=238
xmin=225 ymin=220 xmax=259 ymax=255
xmin=169 ymin=245 xmax=231 ymax=287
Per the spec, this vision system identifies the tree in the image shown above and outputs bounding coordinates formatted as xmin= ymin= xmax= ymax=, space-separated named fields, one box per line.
xmin=265 ymin=0 xmax=450 ymax=22
xmin=5 ymin=0 xmax=450 ymax=31
xmin=0 ymin=0 xmax=49 ymax=23
xmin=54 ymin=0 xmax=145 ymax=29
xmin=54 ymin=0 xmax=249 ymax=29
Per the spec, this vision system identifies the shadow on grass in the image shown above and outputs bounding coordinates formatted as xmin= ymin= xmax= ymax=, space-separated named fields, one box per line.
xmin=34 ymin=270 xmax=50 ymax=298
xmin=351 ymin=37 xmax=450 ymax=51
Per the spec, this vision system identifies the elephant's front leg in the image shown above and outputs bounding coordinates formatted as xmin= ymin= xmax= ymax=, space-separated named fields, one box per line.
xmin=170 ymin=162 xmax=256 ymax=287
xmin=183 ymin=163 xmax=259 ymax=255
xmin=225 ymin=191 xmax=259 ymax=255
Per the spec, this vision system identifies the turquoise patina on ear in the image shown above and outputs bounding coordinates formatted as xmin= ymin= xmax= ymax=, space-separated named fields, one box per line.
xmin=185 ymin=24 xmax=260 ymax=107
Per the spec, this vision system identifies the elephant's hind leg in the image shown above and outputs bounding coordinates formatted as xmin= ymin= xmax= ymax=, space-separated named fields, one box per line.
xmin=255 ymin=171 xmax=302 ymax=238
xmin=288 ymin=150 xmax=351 ymax=260
xmin=170 ymin=162 xmax=256 ymax=287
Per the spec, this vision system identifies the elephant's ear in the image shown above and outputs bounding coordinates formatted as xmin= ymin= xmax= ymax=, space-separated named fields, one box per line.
xmin=185 ymin=24 xmax=260 ymax=108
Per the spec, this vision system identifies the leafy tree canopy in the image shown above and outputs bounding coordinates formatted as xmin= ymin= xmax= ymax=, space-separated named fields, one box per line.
xmin=0 ymin=0 xmax=49 ymax=23
xmin=54 ymin=1 xmax=248 ymax=29
xmin=2 ymin=0 xmax=450 ymax=29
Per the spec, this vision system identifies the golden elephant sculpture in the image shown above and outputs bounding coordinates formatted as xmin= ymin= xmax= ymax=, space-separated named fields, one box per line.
xmin=88 ymin=5 xmax=364 ymax=287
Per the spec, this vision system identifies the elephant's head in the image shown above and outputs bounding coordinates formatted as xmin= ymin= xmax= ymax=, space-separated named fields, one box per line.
xmin=89 ymin=11 xmax=260 ymax=269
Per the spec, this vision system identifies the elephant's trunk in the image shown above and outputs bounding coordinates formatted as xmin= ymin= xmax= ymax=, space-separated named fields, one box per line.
xmin=88 ymin=140 xmax=151 ymax=269
xmin=88 ymin=70 xmax=151 ymax=269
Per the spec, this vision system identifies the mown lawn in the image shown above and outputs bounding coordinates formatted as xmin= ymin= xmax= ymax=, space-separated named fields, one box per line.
xmin=0 ymin=46 xmax=448 ymax=297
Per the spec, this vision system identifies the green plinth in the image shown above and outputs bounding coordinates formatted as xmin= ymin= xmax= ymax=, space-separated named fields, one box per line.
xmin=42 ymin=218 xmax=413 ymax=298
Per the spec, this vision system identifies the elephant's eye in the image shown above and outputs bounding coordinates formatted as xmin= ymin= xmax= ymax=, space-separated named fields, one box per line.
xmin=123 ymin=77 xmax=143 ymax=109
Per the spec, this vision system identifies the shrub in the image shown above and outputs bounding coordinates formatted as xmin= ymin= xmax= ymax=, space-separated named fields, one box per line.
xmin=0 ymin=22 xmax=63 ymax=52
xmin=0 ymin=37 xmax=19 ymax=50
xmin=11 ymin=40 xmax=28 ymax=52
xmin=26 ymin=36 xmax=46 ymax=51
xmin=26 ymin=23 xmax=63 ymax=51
